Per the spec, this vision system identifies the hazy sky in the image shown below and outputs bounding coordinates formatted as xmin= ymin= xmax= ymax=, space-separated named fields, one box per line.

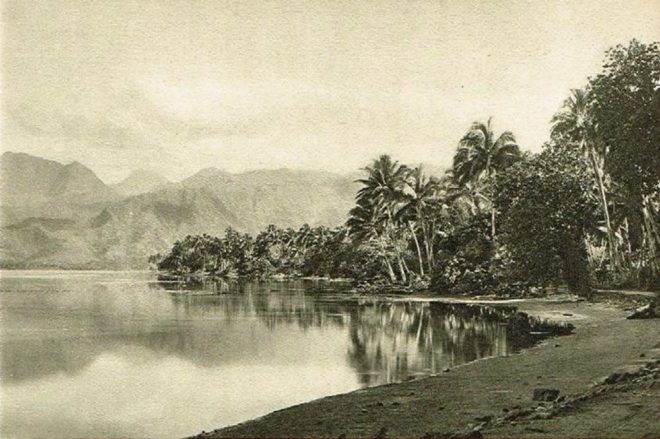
xmin=3 ymin=0 xmax=660 ymax=183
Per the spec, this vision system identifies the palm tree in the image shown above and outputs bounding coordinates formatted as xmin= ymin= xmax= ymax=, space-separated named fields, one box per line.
xmin=356 ymin=155 xmax=409 ymax=209
xmin=445 ymin=171 xmax=490 ymax=218
xmin=353 ymin=155 xmax=410 ymax=282
xmin=348 ymin=198 xmax=397 ymax=281
xmin=396 ymin=166 xmax=441 ymax=276
xmin=551 ymin=88 xmax=619 ymax=269
xmin=452 ymin=118 xmax=520 ymax=237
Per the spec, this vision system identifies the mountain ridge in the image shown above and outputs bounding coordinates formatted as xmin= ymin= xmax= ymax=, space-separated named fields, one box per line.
xmin=0 ymin=151 xmax=359 ymax=269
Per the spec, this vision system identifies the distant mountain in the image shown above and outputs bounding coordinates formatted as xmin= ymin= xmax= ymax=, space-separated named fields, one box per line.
xmin=111 ymin=170 xmax=169 ymax=196
xmin=0 ymin=152 xmax=120 ymax=221
xmin=179 ymin=167 xmax=357 ymax=231
xmin=0 ymin=152 xmax=358 ymax=269
xmin=85 ymin=167 xmax=357 ymax=267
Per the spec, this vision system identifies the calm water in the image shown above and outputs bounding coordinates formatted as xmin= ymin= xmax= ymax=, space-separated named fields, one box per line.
xmin=0 ymin=271 xmax=564 ymax=439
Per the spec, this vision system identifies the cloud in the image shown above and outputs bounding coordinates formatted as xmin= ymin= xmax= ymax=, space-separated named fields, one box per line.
xmin=9 ymin=104 xmax=143 ymax=149
xmin=8 ymin=73 xmax=438 ymax=158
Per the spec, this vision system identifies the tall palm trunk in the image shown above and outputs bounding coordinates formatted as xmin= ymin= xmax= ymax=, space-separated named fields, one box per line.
xmin=376 ymin=235 xmax=398 ymax=282
xmin=408 ymin=221 xmax=425 ymax=276
xmin=383 ymin=255 xmax=397 ymax=282
xmin=401 ymin=255 xmax=410 ymax=276
xmin=385 ymin=207 xmax=407 ymax=283
xmin=642 ymin=196 xmax=660 ymax=276
xmin=491 ymin=208 xmax=496 ymax=239
xmin=396 ymin=253 xmax=408 ymax=283
xmin=427 ymin=218 xmax=436 ymax=271
xmin=421 ymin=221 xmax=432 ymax=272
xmin=588 ymin=147 xmax=619 ymax=270
xmin=486 ymin=156 xmax=497 ymax=239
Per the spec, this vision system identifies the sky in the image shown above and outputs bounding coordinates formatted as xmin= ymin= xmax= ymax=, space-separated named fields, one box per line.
xmin=2 ymin=0 xmax=660 ymax=183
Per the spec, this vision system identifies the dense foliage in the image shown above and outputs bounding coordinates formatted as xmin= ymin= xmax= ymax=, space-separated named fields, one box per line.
xmin=495 ymin=148 xmax=598 ymax=295
xmin=153 ymin=225 xmax=384 ymax=280
xmin=590 ymin=40 xmax=660 ymax=198
xmin=152 ymin=39 xmax=659 ymax=295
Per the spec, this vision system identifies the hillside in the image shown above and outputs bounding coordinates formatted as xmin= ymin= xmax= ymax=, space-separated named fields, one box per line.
xmin=0 ymin=153 xmax=358 ymax=269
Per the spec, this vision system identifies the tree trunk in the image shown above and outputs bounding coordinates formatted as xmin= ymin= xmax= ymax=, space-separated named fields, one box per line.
xmin=641 ymin=196 xmax=660 ymax=279
xmin=428 ymin=219 xmax=436 ymax=270
xmin=429 ymin=238 xmax=435 ymax=268
xmin=491 ymin=208 xmax=496 ymax=239
xmin=589 ymin=148 xmax=619 ymax=269
xmin=409 ymin=222 xmax=425 ymax=277
xmin=396 ymin=253 xmax=407 ymax=283
xmin=421 ymin=221 xmax=433 ymax=273
xmin=401 ymin=256 xmax=410 ymax=275
xmin=383 ymin=256 xmax=397 ymax=282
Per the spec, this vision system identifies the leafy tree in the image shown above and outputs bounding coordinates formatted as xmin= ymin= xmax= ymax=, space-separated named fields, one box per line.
xmin=590 ymin=40 xmax=660 ymax=199
xmin=495 ymin=148 xmax=598 ymax=296
xmin=588 ymin=40 xmax=660 ymax=283
xmin=551 ymin=88 xmax=620 ymax=269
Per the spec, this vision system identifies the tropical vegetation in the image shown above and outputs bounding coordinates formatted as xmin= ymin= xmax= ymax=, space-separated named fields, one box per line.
xmin=152 ymin=39 xmax=660 ymax=295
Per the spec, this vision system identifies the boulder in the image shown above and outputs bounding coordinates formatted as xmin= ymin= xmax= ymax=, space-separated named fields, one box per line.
xmin=533 ymin=388 xmax=560 ymax=401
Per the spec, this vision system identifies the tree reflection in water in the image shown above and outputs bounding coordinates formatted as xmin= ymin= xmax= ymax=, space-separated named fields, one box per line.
xmin=158 ymin=277 xmax=573 ymax=387
xmin=345 ymin=302 xmax=573 ymax=386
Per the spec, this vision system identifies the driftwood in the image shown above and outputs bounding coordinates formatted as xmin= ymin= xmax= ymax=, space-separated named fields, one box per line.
xmin=626 ymin=302 xmax=658 ymax=320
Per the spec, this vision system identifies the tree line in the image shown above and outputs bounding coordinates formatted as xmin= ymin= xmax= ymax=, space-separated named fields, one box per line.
xmin=152 ymin=40 xmax=659 ymax=295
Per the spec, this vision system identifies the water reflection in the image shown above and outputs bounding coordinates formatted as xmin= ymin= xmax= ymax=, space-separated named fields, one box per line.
xmin=345 ymin=302 xmax=572 ymax=385
xmin=0 ymin=272 xmax=572 ymax=439
xmin=155 ymin=276 xmax=572 ymax=386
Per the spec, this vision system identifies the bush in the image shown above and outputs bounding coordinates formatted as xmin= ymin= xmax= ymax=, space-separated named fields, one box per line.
xmin=430 ymin=214 xmax=500 ymax=295
xmin=431 ymin=256 xmax=497 ymax=295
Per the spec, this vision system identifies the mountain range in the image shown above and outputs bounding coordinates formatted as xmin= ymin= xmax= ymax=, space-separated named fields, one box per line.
xmin=0 ymin=152 xmax=359 ymax=269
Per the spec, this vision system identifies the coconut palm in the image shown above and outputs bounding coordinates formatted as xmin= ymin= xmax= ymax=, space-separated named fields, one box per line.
xmin=356 ymin=155 xmax=409 ymax=209
xmin=551 ymin=88 xmax=620 ymax=269
xmin=352 ymin=155 xmax=410 ymax=281
xmin=396 ymin=166 xmax=441 ymax=276
xmin=348 ymin=198 xmax=397 ymax=281
xmin=444 ymin=171 xmax=490 ymax=218
xmin=452 ymin=118 xmax=520 ymax=236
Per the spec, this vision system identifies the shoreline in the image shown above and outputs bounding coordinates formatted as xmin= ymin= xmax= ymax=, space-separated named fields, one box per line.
xmin=190 ymin=293 xmax=659 ymax=439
